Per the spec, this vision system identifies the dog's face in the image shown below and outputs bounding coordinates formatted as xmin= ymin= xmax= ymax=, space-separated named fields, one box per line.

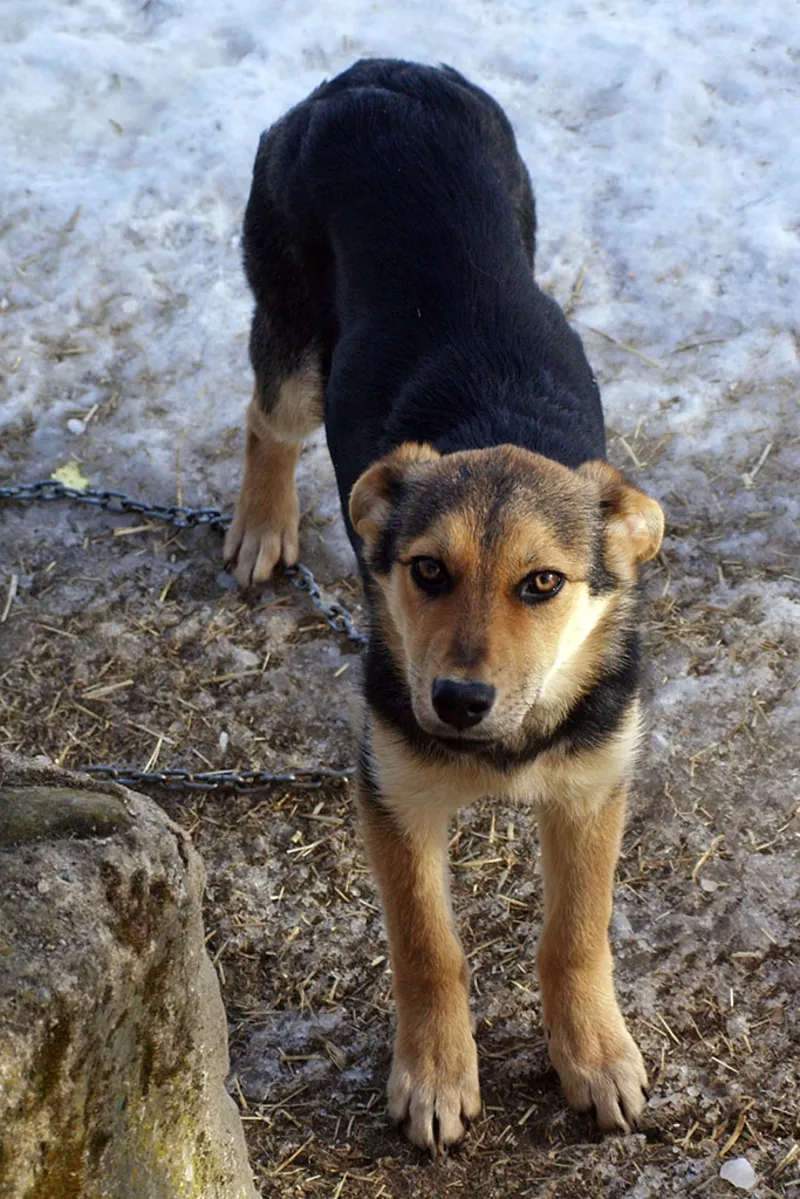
xmin=350 ymin=443 xmax=663 ymax=750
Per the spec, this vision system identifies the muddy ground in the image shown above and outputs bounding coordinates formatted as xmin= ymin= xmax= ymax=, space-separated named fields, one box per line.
xmin=1 ymin=330 xmax=798 ymax=1197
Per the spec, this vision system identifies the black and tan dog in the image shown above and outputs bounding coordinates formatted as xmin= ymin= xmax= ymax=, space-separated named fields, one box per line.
xmin=225 ymin=59 xmax=664 ymax=1153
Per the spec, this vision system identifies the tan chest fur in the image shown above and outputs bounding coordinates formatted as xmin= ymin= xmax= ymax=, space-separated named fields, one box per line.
xmin=368 ymin=700 xmax=642 ymax=833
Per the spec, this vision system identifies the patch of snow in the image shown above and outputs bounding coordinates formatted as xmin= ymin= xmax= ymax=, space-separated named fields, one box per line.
xmin=1 ymin=0 xmax=797 ymax=512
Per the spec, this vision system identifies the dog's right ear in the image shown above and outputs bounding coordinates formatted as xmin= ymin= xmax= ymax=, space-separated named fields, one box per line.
xmin=349 ymin=442 xmax=439 ymax=551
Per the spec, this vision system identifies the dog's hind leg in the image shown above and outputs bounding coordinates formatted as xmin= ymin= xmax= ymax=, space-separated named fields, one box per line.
xmin=224 ymin=347 xmax=323 ymax=587
xmin=225 ymin=117 xmax=329 ymax=586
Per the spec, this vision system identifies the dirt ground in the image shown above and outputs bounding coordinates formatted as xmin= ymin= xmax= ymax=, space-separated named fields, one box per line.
xmin=1 ymin=336 xmax=798 ymax=1198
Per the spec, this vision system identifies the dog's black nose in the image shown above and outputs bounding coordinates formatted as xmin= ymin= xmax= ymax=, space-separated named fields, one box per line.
xmin=431 ymin=678 xmax=496 ymax=730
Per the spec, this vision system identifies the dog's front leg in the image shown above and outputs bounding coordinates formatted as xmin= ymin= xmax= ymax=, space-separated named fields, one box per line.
xmin=357 ymin=783 xmax=480 ymax=1153
xmin=536 ymin=787 xmax=649 ymax=1133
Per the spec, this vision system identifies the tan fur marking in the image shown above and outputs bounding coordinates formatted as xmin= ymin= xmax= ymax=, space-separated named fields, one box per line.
xmin=370 ymin=716 xmax=492 ymax=822
xmin=370 ymin=700 xmax=640 ymax=820
xmin=225 ymin=369 xmax=324 ymax=586
xmin=356 ymin=782 xmax=480 ymax=1152
xmin=537 ymin=785 xmax=649 ymax=1132
xmin=536 ymin=585 xmax=612 ymax=706
xmin=262 ymin=361 xmax=324 ymax=442
xmin=533 ymin=700 xmax=642 ymax=810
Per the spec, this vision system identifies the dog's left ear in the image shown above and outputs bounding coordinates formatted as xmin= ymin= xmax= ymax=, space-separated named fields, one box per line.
xmin=349 ymin=442 xmax=440 ymax=551
xmin=579 ymin=460 xmax=664 ymax=565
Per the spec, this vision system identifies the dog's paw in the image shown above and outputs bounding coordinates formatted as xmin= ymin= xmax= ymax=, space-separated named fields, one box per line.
xmin=547 ymin=1011 xmax=648 ymax=1134
xmin=223 ymin=492 xmax=299 ymax=587
xmin=387 ymin=1020 xmax=481 ymax=1154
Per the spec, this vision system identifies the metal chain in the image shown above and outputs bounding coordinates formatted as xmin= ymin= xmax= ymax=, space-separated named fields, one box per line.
xmin=0 ymin=479 xmax=367 ymax=646
xmin=81 ymin=765 xmax=353 ymax=792
xmin=1 ymin=479 xmax=366 ymax=793
xmin=286 ymin=561 xmax=366 ymax=646
xmin=0 ymin=478 xmax=231 ymax=530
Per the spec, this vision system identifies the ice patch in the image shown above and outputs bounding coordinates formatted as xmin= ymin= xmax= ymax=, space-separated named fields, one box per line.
xmin=720 ymin=1157 xmax=757 ymax=1191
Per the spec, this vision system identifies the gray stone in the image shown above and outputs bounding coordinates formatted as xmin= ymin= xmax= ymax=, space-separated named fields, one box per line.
xmin=0 ymin=753 xmax=259 ymax=1199
xmin=0 ymin=786 xmax=132 ymax=845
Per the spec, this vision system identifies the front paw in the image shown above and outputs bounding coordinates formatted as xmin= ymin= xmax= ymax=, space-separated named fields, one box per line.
xmin=546 ymin=1003 xmax=648 ymax=1134
xmin=387 ymin=1012 xmax=481 ymax=1154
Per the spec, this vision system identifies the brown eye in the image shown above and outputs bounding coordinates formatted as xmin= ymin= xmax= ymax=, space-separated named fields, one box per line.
xmin=410 ymin=557 xmax=450 ymax=593
xmin=534 ymin=571 xmax=560 ymax=592
xmin=519 ymin=570 xmax=565 ymax=604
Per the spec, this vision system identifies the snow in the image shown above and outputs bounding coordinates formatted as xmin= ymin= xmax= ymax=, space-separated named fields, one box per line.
xmin=1 ymin=0 xmax=797 ymax=503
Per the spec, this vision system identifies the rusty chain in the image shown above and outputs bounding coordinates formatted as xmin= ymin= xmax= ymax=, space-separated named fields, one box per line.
xmin=1 ymin=479 xmax=366 ymax=793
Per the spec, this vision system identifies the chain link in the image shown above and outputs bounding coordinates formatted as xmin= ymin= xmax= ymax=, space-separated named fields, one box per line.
xmin=285 ymin=561 xmax=367 ymax=646
xmin=1 ymin=479 xmax=366 ymax=793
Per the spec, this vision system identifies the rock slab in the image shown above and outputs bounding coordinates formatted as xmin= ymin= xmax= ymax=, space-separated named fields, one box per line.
xmin=0 ymin=754 xmax=259 ymax=1199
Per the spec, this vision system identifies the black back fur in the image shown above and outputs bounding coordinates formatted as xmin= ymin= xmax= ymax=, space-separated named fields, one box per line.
xmin=243 ymin=58 xmax=606 ymax=550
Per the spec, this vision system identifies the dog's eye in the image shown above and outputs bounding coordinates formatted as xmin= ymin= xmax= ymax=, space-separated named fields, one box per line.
xmin=519 ymin=570 xmax=564 ymax=603
xmin=410 ymin=557 xmax=450 ymax=593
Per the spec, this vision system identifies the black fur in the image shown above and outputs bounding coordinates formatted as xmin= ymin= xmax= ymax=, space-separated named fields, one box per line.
xmin=242 ymin=59 xmax=631 ymax=767
xmin=243 ymin=58 xmax=605 ymax=538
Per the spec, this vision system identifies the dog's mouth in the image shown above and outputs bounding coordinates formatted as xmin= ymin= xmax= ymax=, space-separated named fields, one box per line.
xmin=429 ymin=732 xmax=498 ymax=757
xmin=418 ymin=722 xmax=521 ymax=767
xmin=428 ymin=725 xmax=495 ymax=746
xmin=412 ymin=708 xmax=500 ymax=746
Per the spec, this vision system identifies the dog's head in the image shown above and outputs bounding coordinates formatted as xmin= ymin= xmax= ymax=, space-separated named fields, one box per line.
xmin=350 ymin=443 xmax=663 ymax=751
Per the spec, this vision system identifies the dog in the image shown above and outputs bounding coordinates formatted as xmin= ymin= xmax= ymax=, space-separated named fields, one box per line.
xmin=225 ymin=59 xmax=664 ymax=1154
